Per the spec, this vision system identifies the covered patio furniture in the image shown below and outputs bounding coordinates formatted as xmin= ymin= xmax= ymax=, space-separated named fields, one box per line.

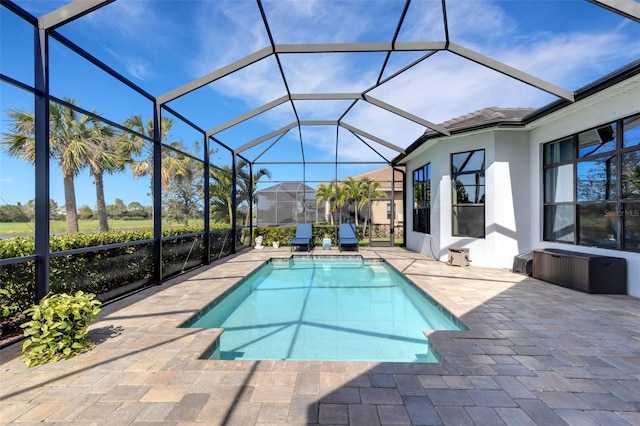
xmin=339 ymin=223 xmax=359 ymax=252
xmin=291 ymin=224 xmax=313 ymax=252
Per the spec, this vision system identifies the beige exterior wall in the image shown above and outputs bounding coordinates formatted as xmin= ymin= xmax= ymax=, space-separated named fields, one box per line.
xmin=368 ymin=191 xmax=404 ymax=226
xmin=350 ymin=166 xmax=405 ymax=230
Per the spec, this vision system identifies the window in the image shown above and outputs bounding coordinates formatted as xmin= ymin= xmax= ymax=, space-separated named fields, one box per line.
xmin=578 ymin=124 xmax=616 ymax=157
xmin=451 ymin=149 xmax=485 ymax=238
xmin=413 ymin=163 xmax=430 ymax=233
xmin=543 ymin=113 xmax=640 ymax=252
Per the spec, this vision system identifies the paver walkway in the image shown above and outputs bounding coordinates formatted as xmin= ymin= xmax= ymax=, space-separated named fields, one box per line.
xmin=1 ymin=247 xmax=639 ymax=425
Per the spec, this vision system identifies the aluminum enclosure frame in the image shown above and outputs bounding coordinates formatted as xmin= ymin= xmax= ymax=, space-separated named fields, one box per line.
xmin=2 ymin=0 xmax=638 ymax=300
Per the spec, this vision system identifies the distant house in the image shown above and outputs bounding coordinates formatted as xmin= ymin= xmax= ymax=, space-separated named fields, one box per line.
xmin=255 ymin=182 xmax=317 ymax=226
xmin=349 ymin=166 xmax=405 ymax=229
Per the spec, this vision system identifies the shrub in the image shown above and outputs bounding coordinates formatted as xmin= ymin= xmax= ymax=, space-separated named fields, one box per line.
xmin=21 ymin=291 xmax=101 ymax=367
xmin=1 ymin=224 xmax=235 ymax=332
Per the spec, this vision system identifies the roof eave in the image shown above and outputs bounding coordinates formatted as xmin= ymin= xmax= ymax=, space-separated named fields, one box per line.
xmin=394 ymin=59 xmax=640 ymax=166
xmin=522 ymin=58 xmax=640 ymax=123
xmin=393 ymin=121 xmax=525 ymax=165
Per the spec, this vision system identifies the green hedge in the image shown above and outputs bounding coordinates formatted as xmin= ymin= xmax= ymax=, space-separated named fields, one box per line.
xmin=0 ymin=225 xmax=235 ymax=335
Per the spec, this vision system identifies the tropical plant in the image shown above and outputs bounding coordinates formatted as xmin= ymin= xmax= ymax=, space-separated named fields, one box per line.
xmin=358 ymin=177 xmax=387 ymax=227
xmin=209 ymin=160 xmax=271 ymax=229
xmin=341 ymin=176 xmax=364 ymax=226
xmin=315 ymin=176 xmax=388 ymax=226
xmin=237 ymin=159 xmax=271 ymax=241
xmin=209 ymin=165 xmax=234 ymax=224
xmin=81 ymin=117 xmax=125 ymax=232
xmin=162 ymin=144 xmax=203 ymax=226
xmin=334 ymin=183 xmax=348 ymax=223
xmin=120 ymin=114 xmax=176 ymax=192
xmin=1 ymin=99 xmax=104 ymax=234
xmin=315 ymin=181 xmax=337 ymax=224
xmin=21 ymin=291 xmax=101 ymax=368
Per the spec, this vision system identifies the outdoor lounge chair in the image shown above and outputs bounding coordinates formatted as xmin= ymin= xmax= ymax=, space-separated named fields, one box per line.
xmin=339 ymin=223 xmax=359 ymax=252
xmin=290 ymin=223 xmax=313 ymax=252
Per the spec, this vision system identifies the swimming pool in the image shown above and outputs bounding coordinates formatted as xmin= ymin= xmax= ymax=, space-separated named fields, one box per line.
xmin=184 ymin=256 xmax=464 ymax=362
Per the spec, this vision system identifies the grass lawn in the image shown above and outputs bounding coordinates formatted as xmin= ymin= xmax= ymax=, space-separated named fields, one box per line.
xmin=0 ymin=219 xmax=154 ymax=236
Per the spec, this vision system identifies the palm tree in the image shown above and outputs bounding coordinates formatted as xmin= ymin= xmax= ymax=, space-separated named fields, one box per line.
xmin=1 ymin=99 xmax=94 ymax=234
xmin=236 ymin=159 xmax=271 ymax=242
xmin=237 ymin=159 xmax=271 ymax=213
xmin=333 ymin=182 xmax=348 ymax=223
xmin=162 ymin=144 xmax=202 ymax=226
xmin=209 ymin=166 xmax=234 ymax=225
xmin=120 ymin=114 xmax=182 ymax=224
xmin=81 ymin=117 xmax=125 ymax=232
xmin=315 ymin=182 xmax=336 ymax=224
xmin=341 ymin=176 xmax=364 ymax=226
xmin=358 ymin=177 xmax=387 ymax=228
xmin=120 ymin=114 xmax=175 ymax=191
xmin=209 ymin=161 xmax=271 ymax=231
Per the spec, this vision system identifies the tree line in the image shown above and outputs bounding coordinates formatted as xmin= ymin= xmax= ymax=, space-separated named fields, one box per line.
xmin=1 ymin=99 xmax=271 ymax=233
xmin=0 ymin=198 xmax=151 ymax=223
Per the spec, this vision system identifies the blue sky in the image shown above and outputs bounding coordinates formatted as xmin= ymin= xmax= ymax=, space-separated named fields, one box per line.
xmin=1 ymin=0 xmax=639 ymax=209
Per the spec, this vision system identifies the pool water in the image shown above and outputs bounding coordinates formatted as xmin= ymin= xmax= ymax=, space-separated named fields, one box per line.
xmin=186 ymin=257 xmax=463 ymax=362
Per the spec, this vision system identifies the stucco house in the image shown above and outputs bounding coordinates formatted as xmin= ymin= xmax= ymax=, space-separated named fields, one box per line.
xmin=395 ymin=62 xmax=640 ymax=297
xmin=349 ymin=166 xmax=405 ymax=228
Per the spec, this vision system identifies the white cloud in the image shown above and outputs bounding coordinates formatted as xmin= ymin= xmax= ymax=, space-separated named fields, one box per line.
xmin=182 ymin=0 xmax=640 ymax=163
xmin=499 ymin=31 xmax=640 ymax=88
xmin=203 ymin=55 xmax=287 ymax=106
xmin=103 ymin=47 xmax=154 ymax=82
xmin=294 ymin=100 xmax=355 ymax=121
xmin=262 ymin=0 xmax=401 ymax=44
xmin=193 ymin=0 xmax=270 ymax=72
xmin=85 ymin=1 xmax=164 ymax=41
xmin=364 ymin=29 xmax=640 ymax=127
xmin=368 ymin=52 xmax=552 ymax=126
xmin=445 ymin=0 xmax=516 ymax=43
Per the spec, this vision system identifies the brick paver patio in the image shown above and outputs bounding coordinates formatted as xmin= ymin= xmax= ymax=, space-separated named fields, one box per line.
xmin=2 ymin=247 xmax=639 ymax=425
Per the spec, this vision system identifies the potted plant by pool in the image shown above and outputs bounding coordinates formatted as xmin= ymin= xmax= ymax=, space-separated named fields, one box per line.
xmin=21 ymin=291 xmax=101 ymax=367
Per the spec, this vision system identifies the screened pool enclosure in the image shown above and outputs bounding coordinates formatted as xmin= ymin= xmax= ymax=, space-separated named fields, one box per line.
xmin=1 ymin=0 xmax=638 ymax=317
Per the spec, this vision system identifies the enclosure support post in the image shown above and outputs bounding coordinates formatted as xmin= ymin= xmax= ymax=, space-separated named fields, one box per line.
xmin=34 ymin=25 xmax=50 ymax=302
xmin=390 ymin=165 xmax=395 ymax=247
xmin=231 ymin=152 xmax=238 ymax=253
xmin=203 ymin=133 xmax=211 ymax=264
xmin=302 ymin=163 xmax=307 ymax=223
xmin=152 ymin=102 xmax=163 ymax=283
xmin=248 ymin=162 xmax=254 ymax=245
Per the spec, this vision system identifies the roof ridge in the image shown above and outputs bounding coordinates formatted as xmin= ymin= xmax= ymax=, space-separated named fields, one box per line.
xmin=438 ymin=106 xmax=538 ymax=129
